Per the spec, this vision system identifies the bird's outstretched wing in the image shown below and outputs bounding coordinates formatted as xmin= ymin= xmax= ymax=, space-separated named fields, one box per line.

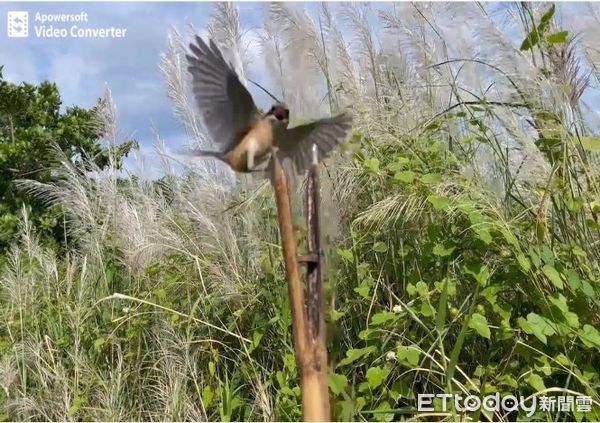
xmin=186 ymin=36 xmax=260 ymax=152
xmin=279 ymin=112 xmax=353 ymax=174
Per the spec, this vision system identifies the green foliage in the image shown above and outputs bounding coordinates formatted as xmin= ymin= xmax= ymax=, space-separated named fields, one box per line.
xmin=2 ymin=115 xmax=597 ymax=419
xmin=520 ymin=5 xmax=568 ymax=51
xmin=0 ymin=65 xmax=136 ymax=251
xmin=1 ymin=4 xmax=600 ymax=421
xmin=325 ymin=105 xmax=599 ymax=419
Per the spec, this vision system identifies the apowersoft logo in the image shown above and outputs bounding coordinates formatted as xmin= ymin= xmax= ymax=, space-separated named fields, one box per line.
xmin=7 ymin=11 xmax=128 ymax=39
xmin=7 ymin=11 xmax=29 ymax=37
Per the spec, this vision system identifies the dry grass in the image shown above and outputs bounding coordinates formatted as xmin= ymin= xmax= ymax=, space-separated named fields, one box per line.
xmin=2 ymin=2 xmax=600 ymax=421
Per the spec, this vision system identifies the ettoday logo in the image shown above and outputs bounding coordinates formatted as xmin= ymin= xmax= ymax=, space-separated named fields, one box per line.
xmin=7 ymin=11 xmax=29 ymax=37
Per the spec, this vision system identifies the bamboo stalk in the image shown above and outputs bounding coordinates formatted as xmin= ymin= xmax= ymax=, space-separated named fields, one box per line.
xmin=305 ymin=145 xmax=330 ymax=419
xmin=270 ymin=149 xmax=330 ymax=422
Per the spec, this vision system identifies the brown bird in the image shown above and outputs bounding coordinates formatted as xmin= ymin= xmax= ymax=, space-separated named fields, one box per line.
xmin=185 ymin=36 xmax=353 ymax=174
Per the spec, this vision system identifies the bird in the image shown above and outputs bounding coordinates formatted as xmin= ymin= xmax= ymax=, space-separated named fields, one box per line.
xmin=184 ymin=35 xmax=353 ymax=175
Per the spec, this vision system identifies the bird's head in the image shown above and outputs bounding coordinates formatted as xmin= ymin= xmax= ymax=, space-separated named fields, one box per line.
xmin=265 ymin=103 xmax=290 ymax=127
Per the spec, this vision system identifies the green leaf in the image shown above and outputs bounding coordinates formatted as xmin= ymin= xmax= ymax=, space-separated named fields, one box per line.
xmin=579 ymin=324 xmax=600 ymax=348
xmin=565 ymin=269 xmax=581 ymax=290
xmin=547 ymin=30 xmax=568 ymax=44
xmin=328 ymin=373 xmax=348 ymax=396
xmin=358 ymin=328 xmax=376 ymax=340
xmin=518 ymin=313 xmax=556 ymax=344
xmin=339 ymin=397 xmax=356 ymax=421
xmin=337 ymin=248 xmax=353 ymax=263
xmin=202 ymin=386 xmax=215 ymax=408
xmin=542 ymin=265 xmax=564 ymax=289
xmin=373 ymin=242 xmax=388 ymax=253
xmin=398 ymin=244 xmax=413 ymax=257
xmin=338 ymin=346 xmax=377 ymax=367
xmin=468 ymin=211 xmax=484 ymax=225
xmin=474 ymin=228 xmax=492 ymax=244
xmin=411 ymin=281 xmax=426 ymax=297
xmin=366 ymin=366 xmax=390 ymax=389
xmin=498 ymin=374 xmax=519 ymax=389
xmin=564 ymin=312 xmax=579 ymax=329
xmin=501 ymin=228 xmax=520 ymax=248
xmin=249 ymin=329 xmax=264 ymax=353
xmin=394 ymin=170 xmax=416 ymax=183
xmin=420 ymin=301 xmax=434 ymax=317
xmin=371 ymin=311 xmax=397 ymax=326
xmin=386 ymin=157 xmax=409 ymax=172
xmin=516 ymin=253 xmax=531 ymax=272
xmin=565 ymin=196 xmax=584 ymax=212
xmin=571 ymin=245 xmax=586 ymax=257
xmin=540 ymin=4 xmax=556 ymax=26
xmin=69 ymin=395 xmax=86 ymax=418
xmin=540 ymin=246 xmax=554 ymax=265
xmin=520 ymin=29 xmax=539 ymax=51
xmin=464 ymin=263 xmax=490 ymax=287
xmin=364 ymin=157 xmax=380 ymax=172
xmin=397 ymin=346 xmax=421 ymax=367
xmin=549 ymin=294 xmax=569 ymax=313
xmin=93 ymin=338 xmax=105 ymax=351
xmin=529 ymin=247 xmax=541 ymax=268
xmin=330 ymin=309 xmax=345 ymax=321
xmin=358 ymin=381 xmax=370 ymax=393
xmin=433 ymin=244 xmax=455 ymax=257
xmin=581 ymin=137 xmax=600 ymax=151
xmin=420 ymin=173 xmax=442 ymax=184
xmin=525 ymin=373 xmax=546 ymax=392
xmin=389 ymin=381 xmax=415 ymax=401
xmin=434 ymin=279 xmax=457 ymax=296
xmin=581 ymin=280 xmax=595 ymax=299
xmin=494 ymin=303 xmax=512 ymax=322
xmin=427 ymin=195 xmax=450 ymax=210
xmin=481 ymin=285 xmax=501 ymax=306
xmin=276 ymin=371 xmax=285 ymax=387
xmin=468 ymin=313 xmax=491 ymax=339
xmin=354 ymin=283 xmax=371 ymax=299
xmin=372 ymin=401 xmax=394 ymax=422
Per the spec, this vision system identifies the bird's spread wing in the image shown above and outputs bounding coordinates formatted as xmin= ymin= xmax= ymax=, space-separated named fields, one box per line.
xmin=186 ymin=36 xmax=260 ymax=152
xmin=279 ymin=112 xmax=353 ymax=174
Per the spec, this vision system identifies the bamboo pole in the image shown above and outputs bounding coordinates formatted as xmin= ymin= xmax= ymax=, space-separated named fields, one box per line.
xmin=304 ymin=146 xmax=330 ymax=419
xmin=270 ymin=149 xmax=331 ymax=422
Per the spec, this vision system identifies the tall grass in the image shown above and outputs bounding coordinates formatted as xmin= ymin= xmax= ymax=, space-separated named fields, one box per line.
xmin=1 ymin=2 xmax=599 ymax=421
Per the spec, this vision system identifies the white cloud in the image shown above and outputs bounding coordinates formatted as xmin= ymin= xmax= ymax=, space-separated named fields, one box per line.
xmin=0 ymin=2 xmax=275 ymax=178
xmin=48 ymin=53 xmax=101 ymax=107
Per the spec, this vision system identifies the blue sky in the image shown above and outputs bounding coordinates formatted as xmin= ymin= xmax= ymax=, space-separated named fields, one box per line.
xmin=1 ymin=2 xmax=598 ymax=176
xmin=0 ymin=2 xmax=301 ymax=175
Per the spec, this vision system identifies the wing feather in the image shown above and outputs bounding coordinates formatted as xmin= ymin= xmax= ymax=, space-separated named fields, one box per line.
xmin=186 ymin=36 xmax=260 ymax=152
xmin=279 ymin=112 xmax=353 ymax=174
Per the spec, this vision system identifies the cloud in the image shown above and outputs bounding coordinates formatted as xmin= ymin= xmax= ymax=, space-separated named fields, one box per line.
xmin=47 ymin=53 xmax=99 ymax=106
xmin=1 ymin=2 xmax=212 ymax=156
xmin=0 ymin=2 xmax=293 ymax=177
